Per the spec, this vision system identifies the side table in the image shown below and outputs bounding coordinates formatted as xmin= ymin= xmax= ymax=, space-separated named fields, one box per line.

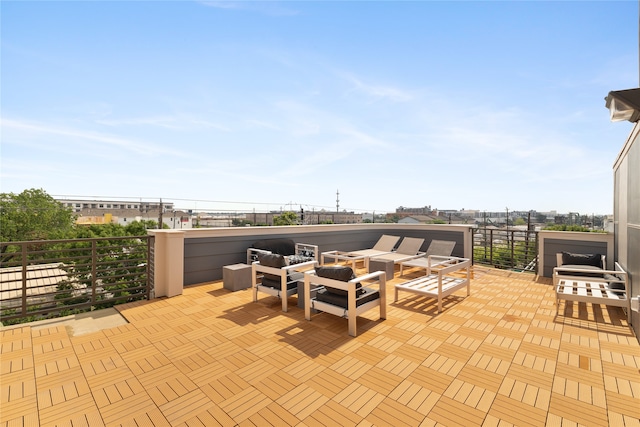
xmin=369 ymin=258 xmax=395 ymax=281
xmin=223 ymin=263 xmax=252 ymax=291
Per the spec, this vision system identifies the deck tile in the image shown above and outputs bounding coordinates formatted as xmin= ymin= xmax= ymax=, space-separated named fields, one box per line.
xmin=2 ymin=267 xmax=640 ymax=426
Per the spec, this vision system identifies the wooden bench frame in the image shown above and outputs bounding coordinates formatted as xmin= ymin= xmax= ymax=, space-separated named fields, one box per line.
xmin=394 ymin=257 xmax=471 ymax=313
xmin=553 ymin=254 xmax=630 ymax=322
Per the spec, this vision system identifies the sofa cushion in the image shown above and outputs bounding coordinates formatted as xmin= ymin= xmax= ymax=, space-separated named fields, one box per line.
xmin=257 ymin=253 xmax=286 ymax=287
xmin=252 ymin=238 xmax=296 ymax=256
xmin=258 ymin=253 xmax=286 ymax=268
xmin=315 ymin=266 xmax=355 ymax=282
xmin=561 ymin=252 xmax=603 ymax=269
xmin=314 ymin=266 xmax=363 ymax=297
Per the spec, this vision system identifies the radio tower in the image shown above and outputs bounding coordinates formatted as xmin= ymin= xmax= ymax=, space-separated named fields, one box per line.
xmin=336 ymin=189 xmax=340 ymax=212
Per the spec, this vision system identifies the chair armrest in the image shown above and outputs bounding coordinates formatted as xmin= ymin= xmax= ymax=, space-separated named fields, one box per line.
xmin=296 ymin=243 xmax=319 ymax=261
xmin=401 ymin=252 xmax=426 ymax=262
xmin=427 ymin=255 xmax=457 ymax=267
xmin=247 ymin=248 xmax=272 ymax=265
xmin=283 ymin=260 xmax=318 ymax=272
xmin=434 ymin=257 xmax=471 ymax=276
xmin=353 ymin=271 xmax=386 ymax=282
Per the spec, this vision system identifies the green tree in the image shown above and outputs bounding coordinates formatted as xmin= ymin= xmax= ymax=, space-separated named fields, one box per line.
xmin=514 ymin=217 xmax=526 ymax=226
xmin=543 ymin=224 xmax=603 ymax=233
xmin=124 ymin=219 xmax=157 ymax=235
xmin=385 ymin=215 xmax=400 ymax=223
xmin=273 ymin=211 xmax=299 ymax=226
xmin=1 ymin=188 xmax=74 ymax=242
xmin=232 ymin=218 xmax=253 ymax=227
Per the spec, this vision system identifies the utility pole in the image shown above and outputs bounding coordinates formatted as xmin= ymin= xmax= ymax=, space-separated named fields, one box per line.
xmin=158 ymin=198 xmax=163 ymax=229
xmin=336 ymin=189 xmax=340 ymax=213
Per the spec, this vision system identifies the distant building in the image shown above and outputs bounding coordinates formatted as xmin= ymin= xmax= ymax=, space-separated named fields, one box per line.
xmin=58 ymin=198 xmax=174 ymax=213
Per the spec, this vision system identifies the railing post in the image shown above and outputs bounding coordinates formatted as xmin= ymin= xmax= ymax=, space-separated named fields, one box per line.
xmin=510 ymin=230 xmax=515 ymax=269
xmin=489 ymin=229 xmax=494 ymax=266
xmin=91 ymin=240 xmax=97 ymax=305
xmin=146 ymin=236 xmax=152 ymax=299
xmin=21 ymin=243 xmax=27 ymax=317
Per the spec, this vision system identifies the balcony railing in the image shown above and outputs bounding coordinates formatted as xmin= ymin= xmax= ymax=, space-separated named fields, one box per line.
xmin=473 ymin=228 xmax=538 ymax=273
xmin=0 ymin=236 xmax=153 ymax=325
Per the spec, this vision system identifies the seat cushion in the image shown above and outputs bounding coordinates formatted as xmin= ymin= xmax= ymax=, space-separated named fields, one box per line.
xmin=314 ymin=266 xmax=362 ymax=297
xmin=261 ymin=276 xmax=299 ymax=291
xmin=604 ymin=273 xmax=626 ymax=291
xmin=315 ymin=287 xmax=379 ymax=309
xmin=561 ymin=252 xmax=603 ymax=269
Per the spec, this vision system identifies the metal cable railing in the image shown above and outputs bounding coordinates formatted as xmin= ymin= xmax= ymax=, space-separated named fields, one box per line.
xmin=0 ymin=236 xmax=153 ymax=325
xmin=473 ymin=228 xmax=538 ymax=273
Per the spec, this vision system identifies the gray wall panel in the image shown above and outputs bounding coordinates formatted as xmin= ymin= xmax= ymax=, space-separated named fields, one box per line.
xmin=182 ymin=227 xmax=468 ymax=285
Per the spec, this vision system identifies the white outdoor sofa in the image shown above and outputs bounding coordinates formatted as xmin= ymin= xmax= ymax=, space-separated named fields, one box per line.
xmin=553 ymin=252 xmax=630 ymax=322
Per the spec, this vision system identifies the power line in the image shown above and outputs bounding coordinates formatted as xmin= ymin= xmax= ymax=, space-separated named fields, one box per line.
xmin=51 ymin=194 xmax=389 ymax=214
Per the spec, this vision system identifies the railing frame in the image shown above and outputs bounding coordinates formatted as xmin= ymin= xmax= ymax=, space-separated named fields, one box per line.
xmin=1 ymin=236 xmax=153 ymax=324
xmin=473 ymin=227 xmax=539 ymax=273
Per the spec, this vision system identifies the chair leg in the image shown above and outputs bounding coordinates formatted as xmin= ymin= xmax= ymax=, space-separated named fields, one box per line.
xmin=348 ymin=313 xmax=356 ymax=337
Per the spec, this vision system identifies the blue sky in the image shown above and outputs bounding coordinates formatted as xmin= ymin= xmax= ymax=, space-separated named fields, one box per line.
xmin=1 ymin=1 xmax=637 ymax=215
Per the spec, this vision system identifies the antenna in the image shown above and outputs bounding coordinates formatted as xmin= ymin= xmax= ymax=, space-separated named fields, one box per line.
xmin=336 ymin=189 xmax=340 ymax=212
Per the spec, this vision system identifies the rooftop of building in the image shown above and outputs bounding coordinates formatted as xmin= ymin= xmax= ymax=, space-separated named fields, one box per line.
xmin=2 ymin=265 xmax=639 ymax=426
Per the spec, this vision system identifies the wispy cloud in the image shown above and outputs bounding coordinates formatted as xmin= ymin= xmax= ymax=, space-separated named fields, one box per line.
xmin=198 ymin=1 xmax=300 ymax=16
xmin=95 ymin=115 xmax=230 ymax=131
xmin=1 ymin=117 xmax=187 ymax=157
xmin=342 ymin=73 xmax=414 ymax=103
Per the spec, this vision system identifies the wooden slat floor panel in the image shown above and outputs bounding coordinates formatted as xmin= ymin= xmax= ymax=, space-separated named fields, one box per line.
xmin=2 ymin=266 xmax=640 ymax=426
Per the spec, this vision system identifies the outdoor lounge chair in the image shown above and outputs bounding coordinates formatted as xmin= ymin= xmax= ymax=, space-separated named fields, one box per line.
xmin=303 ymin=265 xmax=386 ymax=337
xmin=368 ymin=237 xmax=425 ymax=273
xmin=252 ymin=253 xmax=317 ymax=312
xmin=347 ymin=234 xmax=400 ymax=269
xmin=399 ymin=240 xmax=457 ymax=276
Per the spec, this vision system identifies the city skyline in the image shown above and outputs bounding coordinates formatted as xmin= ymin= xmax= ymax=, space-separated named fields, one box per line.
xmin=2 ymin=1 xmax=637 ymax=214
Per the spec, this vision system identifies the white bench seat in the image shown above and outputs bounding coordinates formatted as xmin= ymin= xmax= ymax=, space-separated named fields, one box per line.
xmin=553 ymin=254 xmax=629 ymax=322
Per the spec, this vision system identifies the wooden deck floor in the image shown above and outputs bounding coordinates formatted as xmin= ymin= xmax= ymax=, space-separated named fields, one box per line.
xmin=2 ymin=266 xmax=639 ymax=426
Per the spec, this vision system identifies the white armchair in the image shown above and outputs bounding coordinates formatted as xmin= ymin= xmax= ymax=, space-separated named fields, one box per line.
xmin=252 ymin=253 xmax=317 ymax=312
xmin=303 ymin=265 xmax=386 ymax=337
